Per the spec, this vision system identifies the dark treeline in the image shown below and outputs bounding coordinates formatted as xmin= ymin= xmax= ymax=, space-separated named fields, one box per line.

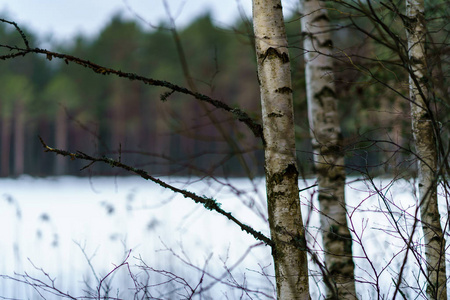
xmin=0 ymin=12 xmax=412 ymax=177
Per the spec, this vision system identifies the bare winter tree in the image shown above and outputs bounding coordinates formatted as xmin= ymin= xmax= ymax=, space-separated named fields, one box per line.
xmin=322 ymin=0 xmax=449 ymax=298
xmin=405 ymin=0 xmax=447 ymax=298
xmin=299 ymin=0 xmax=356 ymax=298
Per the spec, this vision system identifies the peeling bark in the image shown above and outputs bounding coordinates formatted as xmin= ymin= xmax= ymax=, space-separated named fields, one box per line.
xmin=405 ymin=1 xmax=447 ymax=299
xmin=300 ymin=0 xmax=356 ymax=298
xmin=252 ymin=0 xmax=310 ymax=298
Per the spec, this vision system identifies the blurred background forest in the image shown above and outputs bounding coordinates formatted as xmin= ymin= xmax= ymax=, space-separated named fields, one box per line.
xmin=0 ymin=11 xmax=415 ymax=177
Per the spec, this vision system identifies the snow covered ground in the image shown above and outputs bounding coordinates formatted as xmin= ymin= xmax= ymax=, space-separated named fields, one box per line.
xmin=0 ymin=176 xmax=448 ymax=299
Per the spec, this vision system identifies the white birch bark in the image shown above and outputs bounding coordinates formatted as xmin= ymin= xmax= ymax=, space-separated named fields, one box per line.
xmin=406 ymin=1 xmax=447 ymax=299
xmin=252 ymin=0 xmax=310 ymax=298
xmin=300 ymin=1 xmax=356 ymax=298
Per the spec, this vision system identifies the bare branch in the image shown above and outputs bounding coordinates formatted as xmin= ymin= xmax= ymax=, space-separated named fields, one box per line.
xmin=0 ymin=18 xmax=263 ymax=141
xmin=39 ymin=136 xmax=273 ymax=247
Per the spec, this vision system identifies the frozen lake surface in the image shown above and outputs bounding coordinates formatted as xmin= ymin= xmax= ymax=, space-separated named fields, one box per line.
xmin=0 ymin=176 xmax=448 ymax=299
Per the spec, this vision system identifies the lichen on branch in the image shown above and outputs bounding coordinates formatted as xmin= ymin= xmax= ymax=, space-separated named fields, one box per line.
xmin=38 ymin=136 xmax=273 ymax=247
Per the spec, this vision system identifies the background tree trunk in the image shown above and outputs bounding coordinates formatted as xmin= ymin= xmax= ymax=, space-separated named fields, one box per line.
xmin=252 ymin=0 xmax=310 ymax=298
xmin=405 ymin=1 xmax=447 ymax=299
xmin=13 ymin=99 xmax=25 ymax=176
xmin=300 ymin=1 xmax=356 ymax=298
xmin=1 ymin=114 xmax=12 ymax=176
xmin=54 ymin=104 xmax=68 ymax=175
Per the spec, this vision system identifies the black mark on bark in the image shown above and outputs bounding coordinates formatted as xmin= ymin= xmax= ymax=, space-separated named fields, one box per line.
xmin=275 ymin=87 xmax=292 ymax=94
xmin=268 ymin=112 xmax=283 ymax=118
xmin=260 ymin=47 xmax=290 ymax=64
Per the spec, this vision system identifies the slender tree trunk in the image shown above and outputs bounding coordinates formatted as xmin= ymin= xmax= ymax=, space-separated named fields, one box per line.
xmin=405 ymin=1 xmax=447 ymax=299
xmin=252 ymin=1 xmax=310 ymax=298
xmin=1 ymin=114 xmax=12 ymax=177
xmin=14 ymin=99 xmax=25 ymax=176
xmin=300 ymin=1 xmax=356 ymax=298
xmin=54 ymin=104 xmax=68 ymax=175
xmin=110 ymin=80 xmax=126 ymax=150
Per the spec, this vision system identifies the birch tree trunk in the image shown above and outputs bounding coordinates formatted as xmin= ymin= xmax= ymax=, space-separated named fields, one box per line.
xmin=405 ymin=1 xmax=447 ymax=299
xmin=300 ymin=1 xmax=356 ymax=298
xmin=252 ymin=1 xmax=310 ymax=299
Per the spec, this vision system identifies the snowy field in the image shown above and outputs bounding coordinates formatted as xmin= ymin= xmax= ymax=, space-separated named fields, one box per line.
xmin=0 ymin=176 xmax=448 ymax=299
